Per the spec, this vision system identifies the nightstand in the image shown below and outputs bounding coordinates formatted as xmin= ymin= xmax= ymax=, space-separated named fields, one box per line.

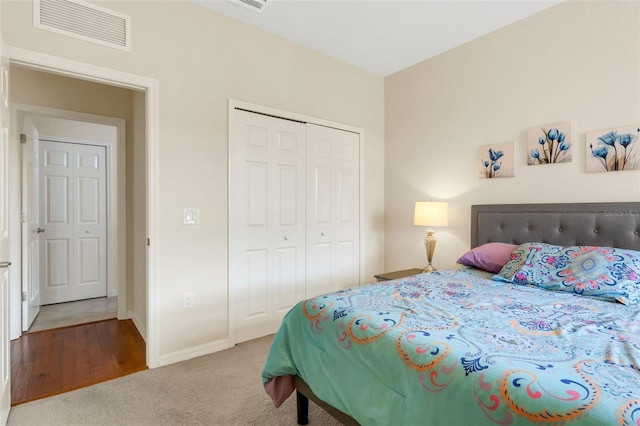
xmin=374 ymin=268 xmax=424 ymax=282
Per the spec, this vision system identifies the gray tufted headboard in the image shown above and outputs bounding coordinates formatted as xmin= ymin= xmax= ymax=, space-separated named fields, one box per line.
xmin=471 ymin=203 xmax=640 ymax=251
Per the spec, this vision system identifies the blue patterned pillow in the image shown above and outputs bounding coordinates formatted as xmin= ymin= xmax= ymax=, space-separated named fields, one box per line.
xmin=493 ymin=242 xmax=640 ymax=305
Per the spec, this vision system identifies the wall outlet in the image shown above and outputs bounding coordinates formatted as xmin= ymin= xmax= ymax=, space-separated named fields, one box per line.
xmin=183 ymin=292 xmax=194 ymax=308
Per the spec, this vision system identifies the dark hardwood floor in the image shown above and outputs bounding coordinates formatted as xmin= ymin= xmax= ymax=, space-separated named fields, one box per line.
xmin=10 ymin=319 xmax=147 ymax=406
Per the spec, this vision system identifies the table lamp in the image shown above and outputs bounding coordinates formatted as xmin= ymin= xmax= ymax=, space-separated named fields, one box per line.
xmin=414 ymin=201 xmax=448 ymax=272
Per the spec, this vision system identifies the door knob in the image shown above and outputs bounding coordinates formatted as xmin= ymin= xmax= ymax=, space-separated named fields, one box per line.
xmin=0 ymin=261 xmax=11 ymax=268
xmin=37 ymin=227 xmax=45 ymax=233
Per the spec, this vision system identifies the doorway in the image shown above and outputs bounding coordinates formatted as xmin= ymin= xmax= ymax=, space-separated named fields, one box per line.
xmin=0 ymin=46 xmax=160 ymax=418
xmin=19 ymin=113 xmax=121 ymax=334
xmin=8 ymin=72 xmax=147 ymax=403
xmin=16 ymin=109 xmax=125 ymax=336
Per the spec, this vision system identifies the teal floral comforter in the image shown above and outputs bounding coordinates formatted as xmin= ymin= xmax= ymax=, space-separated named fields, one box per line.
xmin=262 ymin=267 xmax=640 ymax=425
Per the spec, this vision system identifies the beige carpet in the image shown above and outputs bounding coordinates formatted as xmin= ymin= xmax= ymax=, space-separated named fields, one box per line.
xmin=8 ymin=335 xmax=341 ymax=426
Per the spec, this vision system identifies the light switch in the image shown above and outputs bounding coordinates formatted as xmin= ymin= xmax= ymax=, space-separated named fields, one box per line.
xmin=183 ymin=208 xmax=200 ymax=225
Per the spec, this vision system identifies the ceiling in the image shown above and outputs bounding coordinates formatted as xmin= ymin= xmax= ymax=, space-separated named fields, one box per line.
xmin=192 ymin=0 xmax=561 ymax=76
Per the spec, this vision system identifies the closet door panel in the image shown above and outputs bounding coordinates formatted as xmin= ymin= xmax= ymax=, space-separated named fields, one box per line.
xmin=338 ymin=169 xmax=355 ymax=222
xmin=246 ymin=249 xmax=268 ymax=318
xmin=275 ymin=247 xmax=298 ymax=311
xmin=307 ymin=124 xmax=360 ymax=297
xmin=247 ymin=161 xmax=268 ymax=227
xmin=307 ymin=242 xmax=332 ymax=298
xmin=337 ymin=240 xmax=356 ymax=289
xmin=230 ymin=110 xmax=306 ymax=343
xmin=276 ymin=164 xmax=297 ymax=226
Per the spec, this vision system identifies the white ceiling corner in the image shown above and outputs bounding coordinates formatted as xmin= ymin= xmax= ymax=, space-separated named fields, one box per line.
xmin=191 ymin=0 xmax=562 ymax=77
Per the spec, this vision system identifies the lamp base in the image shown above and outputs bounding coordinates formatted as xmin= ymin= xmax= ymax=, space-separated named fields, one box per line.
xmin=423 ymin=264 xmax=435 ymax=273
xmin=424 ymin=229 xmax=437 ymax=273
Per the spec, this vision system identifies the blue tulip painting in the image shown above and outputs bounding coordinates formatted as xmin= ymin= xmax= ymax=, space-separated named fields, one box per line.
xmin=527 ymin=122 xmax=572 ymax=165
xmin=479 ymin=141 xmax=515 ymax=179
xmin=586 ymin=125 xmax=640 ymax=173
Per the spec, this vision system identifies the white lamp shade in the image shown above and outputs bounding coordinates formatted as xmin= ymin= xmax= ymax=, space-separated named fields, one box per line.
xmin=414 ymin=201 xmax=448 ymax=227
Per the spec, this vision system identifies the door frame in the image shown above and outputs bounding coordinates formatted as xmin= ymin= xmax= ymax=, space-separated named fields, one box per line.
xmin=5 ymin=46 xmax=161 ymax=368
xmin=227 ymin=99 xmax=366 ymax=346
xmin=13 ymin=108 xmax=124 ymax=336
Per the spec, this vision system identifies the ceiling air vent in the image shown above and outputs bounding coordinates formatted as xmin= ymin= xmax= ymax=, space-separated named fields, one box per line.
xmin=230 ymin=0 xmax=269 ymax=13
xmin=33 ymin=0 xmax=131 ymax=51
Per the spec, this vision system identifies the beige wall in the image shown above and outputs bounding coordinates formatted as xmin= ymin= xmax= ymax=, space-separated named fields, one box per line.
xmin=9 ymin=67 xmax=147 ymax=332
xmin=2 ymin=1 xmax=385 ymax=361
xmin=385 ymin=1 xmax=640 ymax=272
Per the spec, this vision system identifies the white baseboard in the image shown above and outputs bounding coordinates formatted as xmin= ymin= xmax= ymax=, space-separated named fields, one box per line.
xmin=155 ymin=339 xmax=232 ymax=368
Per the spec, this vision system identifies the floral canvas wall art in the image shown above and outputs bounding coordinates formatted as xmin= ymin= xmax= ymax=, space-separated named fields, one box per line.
xmin=527 ymin=122 xmax=572 ymax=165
xmin=479 ymin=141 xmax=514 ymax=179
xmin=586 ymin=125 xmax=640 ymax=173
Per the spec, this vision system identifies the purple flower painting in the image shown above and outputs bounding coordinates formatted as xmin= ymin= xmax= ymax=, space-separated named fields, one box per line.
xmin=586 ymin=125 xmax=640 ymax=173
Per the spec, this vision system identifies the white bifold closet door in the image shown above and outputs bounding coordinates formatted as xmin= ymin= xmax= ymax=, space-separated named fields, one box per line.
xmin=306 ymin=124 xmax=360 ymax=298
xmin=230 ymin=108 xmax=360 ymax=344
xmin=230 ymin=110 xmax=307 ymax=344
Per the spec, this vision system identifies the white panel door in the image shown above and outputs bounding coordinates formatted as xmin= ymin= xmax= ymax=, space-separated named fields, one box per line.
xmin=74 ymin=144 xmax=107 ymax=300
xmin=39 ymin=141 xmax=107 ymax=304
xmin=0 ymin=50 xmax=11 ymax=424
xmin=306 ymin=124 xmax=360 ymax=298
xmin=230 ymin=110 xmax=306 ymax=343
xmin=21 ymin=118 xmax=40 ymax=330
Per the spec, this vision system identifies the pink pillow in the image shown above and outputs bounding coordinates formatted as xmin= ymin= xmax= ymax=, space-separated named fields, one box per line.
xmin=457 ymin=242 xmax=518 ymax=273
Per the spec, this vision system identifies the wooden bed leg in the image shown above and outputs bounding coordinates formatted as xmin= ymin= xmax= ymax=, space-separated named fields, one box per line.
xmin=296 ymin=390 xmax=309 ymax=425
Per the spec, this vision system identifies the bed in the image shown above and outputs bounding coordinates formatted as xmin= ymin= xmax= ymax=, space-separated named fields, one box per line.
xmin=262 ymin=202 xmax=640 ymax=425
